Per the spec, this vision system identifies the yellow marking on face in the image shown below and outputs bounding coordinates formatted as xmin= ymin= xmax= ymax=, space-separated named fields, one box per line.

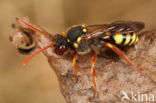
xmin=74 ymin=43 xmax=78 ymax=48
xmin=106 ymin=32 xmax=110 ymax=35
xmin=129 ymin=33 xmax=136 ymax=45
xmin=114 ymin=33 xmax=123 ymax=44
xmin=77 ymin=37 xmax=81 ymax=43
xmin=83 ymin=28 xmax=87 ymax=33
xmin=67 ymin=39 xmax=70 ymax=43
xmin=124 ymin=33 xmax=131 ymax=45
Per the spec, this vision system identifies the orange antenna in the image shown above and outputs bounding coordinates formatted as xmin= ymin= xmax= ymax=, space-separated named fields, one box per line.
xmin=18 ymin=18 xmax=50 ymax=38
xmin=17 ymin=18 xmax=56 ymax=66
xmin=23 ymin=44 xmax=53 ymax=66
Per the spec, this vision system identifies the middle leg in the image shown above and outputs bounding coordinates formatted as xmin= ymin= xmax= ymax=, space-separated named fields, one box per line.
xmin=91 ymin=52 xmax=97 ymax=93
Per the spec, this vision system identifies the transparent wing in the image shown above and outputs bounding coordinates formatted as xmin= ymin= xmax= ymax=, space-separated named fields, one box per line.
xmin=81 ymin=21 xmax=145 ymax=41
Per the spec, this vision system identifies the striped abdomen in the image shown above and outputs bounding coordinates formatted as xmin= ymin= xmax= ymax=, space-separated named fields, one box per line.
xmin=110 ymin=32 xmax=139 ymax=46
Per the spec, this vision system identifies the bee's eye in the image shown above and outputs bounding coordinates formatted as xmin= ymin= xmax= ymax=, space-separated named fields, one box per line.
xmin=55 ymin=45 xmax=66 ymax=55
xmin=59 ymin=45 xmax=66 ymax=51
xmin=55 ymin=35 xmax=68 ymax=55
xmin=57 ymin=45 xmax=65 ymax=55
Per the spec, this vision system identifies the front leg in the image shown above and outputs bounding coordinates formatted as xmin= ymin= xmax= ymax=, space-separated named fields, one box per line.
xmin=73 ymin=52 xmax=78 ymax=83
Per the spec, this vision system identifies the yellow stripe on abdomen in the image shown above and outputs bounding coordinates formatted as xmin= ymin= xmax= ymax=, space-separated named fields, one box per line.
xmin=111 ymin=32 xmax=139 ymax=46
xmin=114 ymin=33 xmax=123 ymax=45
xmin=129 ymin=33 xmax=137 ymax=45
xmin=134 ymin=35 xmax=139 ymax=44
xmin=124 ymin=33 xmax=131 ymax=45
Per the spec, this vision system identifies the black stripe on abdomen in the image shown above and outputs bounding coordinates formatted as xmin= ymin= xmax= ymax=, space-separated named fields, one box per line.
xmin=121 ymin=34 xmax=126 ymax=45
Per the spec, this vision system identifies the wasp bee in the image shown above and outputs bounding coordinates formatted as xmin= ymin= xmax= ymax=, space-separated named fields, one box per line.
xmin=18 ymin=18 xmax=144 ymax=93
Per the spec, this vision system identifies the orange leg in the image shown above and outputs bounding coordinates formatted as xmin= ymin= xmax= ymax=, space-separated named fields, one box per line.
xmin=23 ymin=44 xmax=52 ymax=66
xmin=104 ymin=43 xmax=140 ymax=71
xmin=104 ymin=43 xmax=156 ymax=84
xmin=73 ymin=53 xmax=78 ymax=83
xmin=91 ymin=53 xmax=97 ymax=93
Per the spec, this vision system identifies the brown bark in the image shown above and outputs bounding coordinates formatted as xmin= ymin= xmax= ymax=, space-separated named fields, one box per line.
xmin=10 ymin=17 xmax=156 ymax=103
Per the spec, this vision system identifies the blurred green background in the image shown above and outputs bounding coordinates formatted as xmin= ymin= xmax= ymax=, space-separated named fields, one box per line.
xmin=0 ymin=0 xmax=156 ymax=103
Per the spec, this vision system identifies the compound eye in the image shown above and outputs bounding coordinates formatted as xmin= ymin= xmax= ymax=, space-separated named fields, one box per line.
xmin=59 ymin=45 xmax=65 ymax=50
xmin=56 ymin=45 xmax=66 ymax=55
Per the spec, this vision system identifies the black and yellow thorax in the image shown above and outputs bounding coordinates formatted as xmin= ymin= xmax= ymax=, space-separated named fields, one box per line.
xmin=65 ymin=25 xmax=87 ymax=49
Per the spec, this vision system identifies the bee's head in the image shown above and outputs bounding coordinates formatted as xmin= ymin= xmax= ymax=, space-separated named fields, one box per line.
xmin=54 ymin=35 xmax=68 ymax=55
